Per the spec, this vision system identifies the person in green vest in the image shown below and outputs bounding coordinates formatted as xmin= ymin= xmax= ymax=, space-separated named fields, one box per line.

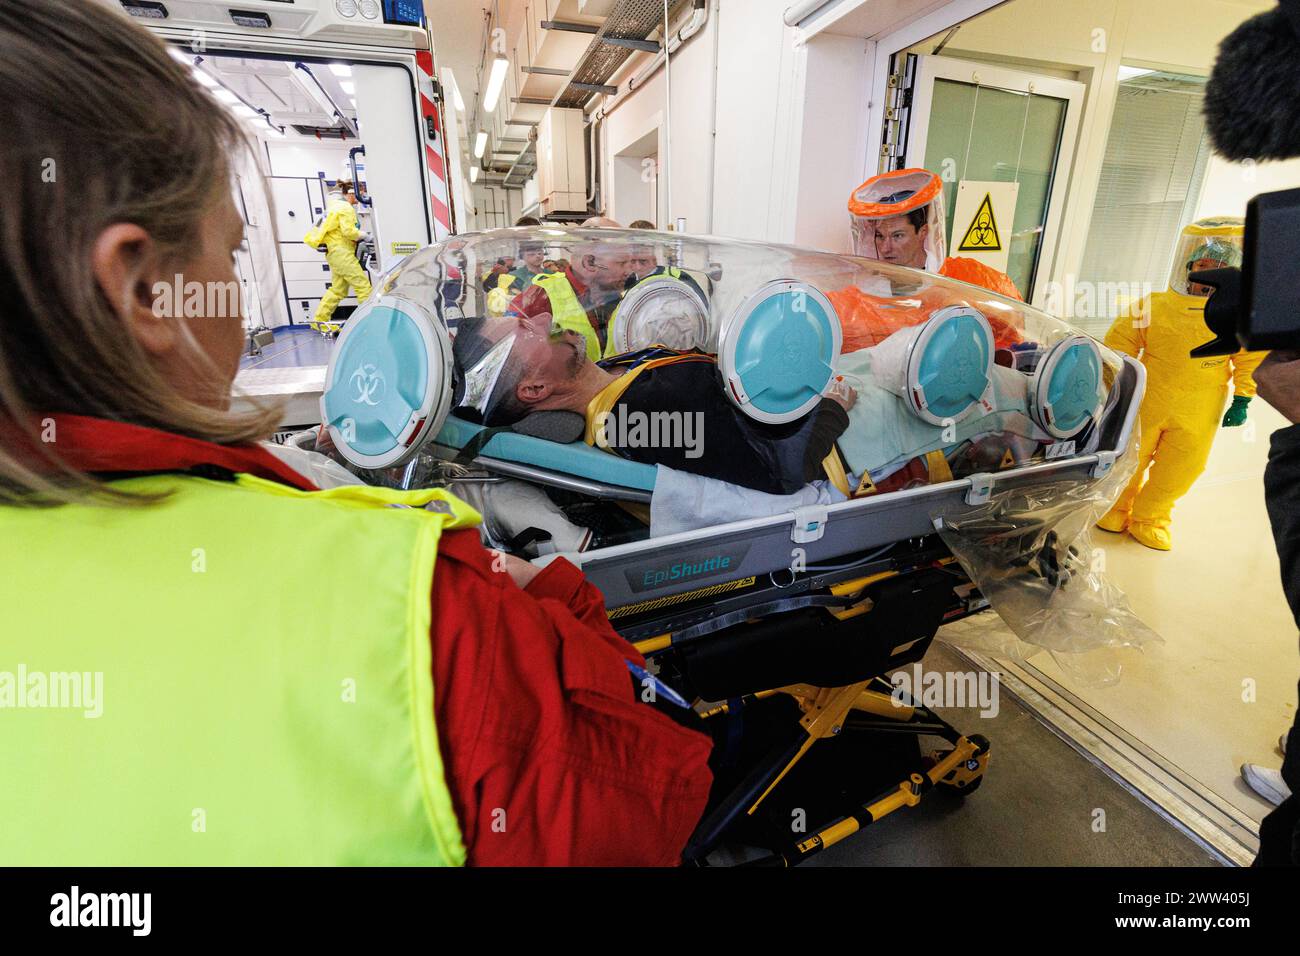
xmin=0 ymin=0 xmax=713 ymax=868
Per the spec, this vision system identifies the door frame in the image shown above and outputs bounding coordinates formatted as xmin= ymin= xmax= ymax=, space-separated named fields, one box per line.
xmin=904 ymin=54 xmax=1085 ymax=303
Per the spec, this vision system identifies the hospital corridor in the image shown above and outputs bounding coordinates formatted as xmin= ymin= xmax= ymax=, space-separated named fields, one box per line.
xmin=3 ymin=0 xmax=1300 ymax=935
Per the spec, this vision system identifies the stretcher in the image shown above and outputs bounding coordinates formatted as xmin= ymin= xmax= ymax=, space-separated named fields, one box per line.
xmin=314 ymin=227 xmax=1144 ymax=864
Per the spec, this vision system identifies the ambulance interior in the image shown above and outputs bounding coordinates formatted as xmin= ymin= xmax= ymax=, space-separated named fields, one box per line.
xmin=178 ymin=50 xmax=435 ymax=336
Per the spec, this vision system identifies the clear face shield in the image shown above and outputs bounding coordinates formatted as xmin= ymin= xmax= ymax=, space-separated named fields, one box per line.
xmin=1168 ymin=217 xmax=1244 ymax=296
xmin=455 ymin=330 xmax=518 ymax=423
xmin=848 ymin=169 xmax=949 ymax=273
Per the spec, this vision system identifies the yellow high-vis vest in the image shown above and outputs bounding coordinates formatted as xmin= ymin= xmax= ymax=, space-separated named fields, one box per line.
xmin=0 ymin=472 xmax=479 ymax=865
xmin=532 ymin=272 xmax=602 ymax=361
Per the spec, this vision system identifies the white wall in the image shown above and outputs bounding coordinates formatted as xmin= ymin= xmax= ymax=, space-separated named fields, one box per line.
xmin=598 ymin=2 xmax=721 ymax=232
xmin=1196 ymin=157 xmax=1300 ymax=221
xmin=792 ymin=32 xmax=873 ymax=252
xmin=472 ymin=184 xmax=525 ymax=228
xmin=583 ymin=0 xmax=813 ymax=241
xmin=709 ymin=0 xmax=807 ymax=241
xmin=886 ymin=0 xmax=1280 ymax=288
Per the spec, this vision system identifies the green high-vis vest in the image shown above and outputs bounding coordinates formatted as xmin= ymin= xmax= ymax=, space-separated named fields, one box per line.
xmin=0 ymin=472 xmax=479 ymax=866
xmin=532 ymin=271 xmax=603 ymax=361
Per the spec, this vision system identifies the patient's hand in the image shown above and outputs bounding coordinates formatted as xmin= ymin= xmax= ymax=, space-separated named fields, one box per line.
xmin=492 ymin=549 xmax=544 ymax=589
xmin=826 ymin=379 xmax=858 ymax=412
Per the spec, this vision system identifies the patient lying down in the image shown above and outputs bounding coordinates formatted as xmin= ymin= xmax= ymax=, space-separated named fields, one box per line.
xmin=452 ymin=313 xmax=1059 ymax=538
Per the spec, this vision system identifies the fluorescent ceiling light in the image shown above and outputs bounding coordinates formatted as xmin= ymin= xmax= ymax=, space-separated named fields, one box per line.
xmin=329 ymin=63 xmax=353 ymax=77
xmin=474 ymin=130 xmax=487 ymax=159
xmin=340 ymin=81 xmax=355 ymax=95
xmin=1117 ymin=66 xmax=1156 ymax=82
xmin=192 ymin=68 xmax=218 ymax=88
xmin=482 ymin=56 xmax=508 ymax=113
xmin=231 ymin=104 xmax=258 ymax=119
xmin=214 ymin=89 xmax=239 ymax=104
xmin=470 ymin=167 xmax=479 ymax=183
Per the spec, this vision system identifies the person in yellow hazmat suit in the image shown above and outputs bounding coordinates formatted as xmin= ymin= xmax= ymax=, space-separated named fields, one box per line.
xmin=304 ymin=180 xmax=372 ymax=333
xmin=1097 ymin=217 xmax=1268 ymax=551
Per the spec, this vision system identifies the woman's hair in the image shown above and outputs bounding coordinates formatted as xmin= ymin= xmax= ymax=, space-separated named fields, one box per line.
xmin=0 ymin=0 xmax=282 ymax=504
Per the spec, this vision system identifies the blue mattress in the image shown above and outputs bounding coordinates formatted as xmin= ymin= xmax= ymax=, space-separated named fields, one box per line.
xmin=434 ymin=415 xmax=658 ymax=492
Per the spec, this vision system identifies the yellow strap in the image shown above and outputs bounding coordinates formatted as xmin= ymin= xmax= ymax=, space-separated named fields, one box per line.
xmin=821 ymin=448 xmax=851 ymax=497
xmin=925 ymin=449 xmax=953 ymax=483
xmin=583 ymin=354 xmax=714 ymax=447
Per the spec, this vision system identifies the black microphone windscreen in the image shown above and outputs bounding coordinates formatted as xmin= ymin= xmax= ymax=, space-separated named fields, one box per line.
xmin=1204 ymin=7 xmax=1300 ymax=161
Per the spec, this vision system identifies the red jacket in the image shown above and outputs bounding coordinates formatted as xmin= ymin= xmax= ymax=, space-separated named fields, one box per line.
xmin=36 ymin=415 xmax=714 ymax=866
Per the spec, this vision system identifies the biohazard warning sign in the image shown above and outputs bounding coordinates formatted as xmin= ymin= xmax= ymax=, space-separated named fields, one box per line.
xmin=958 ymin=194 xmax=1001 ymax=251
xmin=950 ymin=180 xmax=1019 ymax=273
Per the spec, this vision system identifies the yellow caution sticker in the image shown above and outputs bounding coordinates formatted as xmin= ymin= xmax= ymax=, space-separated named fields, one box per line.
xmin=957 ymin=193 xmax=1002 ymax=252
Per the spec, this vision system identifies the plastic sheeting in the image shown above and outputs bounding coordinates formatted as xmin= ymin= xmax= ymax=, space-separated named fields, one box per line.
xmin=931 ymin=429 xmax=1161 ymax=686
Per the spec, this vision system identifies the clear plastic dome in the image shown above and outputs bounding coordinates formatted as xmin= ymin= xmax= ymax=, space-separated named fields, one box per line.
xmin=321 ymin=225 xmax=1126 ymax=475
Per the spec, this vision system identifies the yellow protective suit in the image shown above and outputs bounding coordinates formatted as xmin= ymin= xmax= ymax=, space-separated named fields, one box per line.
xmin=1100 ymin=291 xmax=1266 ymax=549
xmin=307 ymin=195 xmax=372 ymax=331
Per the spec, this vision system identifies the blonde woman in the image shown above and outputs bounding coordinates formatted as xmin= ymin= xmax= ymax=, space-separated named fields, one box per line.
xmin=0 ymin=0 xmax=711 ymax=867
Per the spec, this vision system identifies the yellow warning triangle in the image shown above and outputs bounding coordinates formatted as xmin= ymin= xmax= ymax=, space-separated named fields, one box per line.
xmin=958 ymin=193 xmax=1002 ymax=252
xmin=1000 ymin=449 xmax=1017 ymax=469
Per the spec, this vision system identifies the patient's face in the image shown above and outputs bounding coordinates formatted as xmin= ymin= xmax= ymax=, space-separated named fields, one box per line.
xmin=480 ymin=314 xmax=587 ymax=394
xmin=516 ymin=322 xmax=588 ymax=384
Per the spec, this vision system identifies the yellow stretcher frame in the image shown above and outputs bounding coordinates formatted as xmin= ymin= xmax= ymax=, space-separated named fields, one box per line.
xmin=634 ymin=567 xmax=992 ymax=865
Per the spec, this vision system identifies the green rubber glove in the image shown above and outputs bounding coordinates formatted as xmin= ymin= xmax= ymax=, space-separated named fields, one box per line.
xmin=1222 ymin=394 xmax=1251 ymax=427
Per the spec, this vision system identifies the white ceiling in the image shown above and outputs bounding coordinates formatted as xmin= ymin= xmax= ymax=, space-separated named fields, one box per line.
xmin=425 ymin=0 xmax=612 ymax=177
xmin=199 ymin=54 xmax=358 ymax=137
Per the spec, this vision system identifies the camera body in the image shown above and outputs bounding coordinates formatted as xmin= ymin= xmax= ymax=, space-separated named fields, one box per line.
xmin=1191 ymin=187 xmax=1300 ymax=357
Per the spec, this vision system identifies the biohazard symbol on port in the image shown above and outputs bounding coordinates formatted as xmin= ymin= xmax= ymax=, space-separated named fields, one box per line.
xmin=958 ymin=193 xmax=1002 ymax=251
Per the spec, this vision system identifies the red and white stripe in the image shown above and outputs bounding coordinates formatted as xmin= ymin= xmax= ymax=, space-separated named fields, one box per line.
xmin=415 ymin=50 xmax=454 ymax=239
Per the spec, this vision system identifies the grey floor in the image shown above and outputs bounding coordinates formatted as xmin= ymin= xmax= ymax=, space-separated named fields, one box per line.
xmin=789 ymin=644 xmax=1219 ymax=866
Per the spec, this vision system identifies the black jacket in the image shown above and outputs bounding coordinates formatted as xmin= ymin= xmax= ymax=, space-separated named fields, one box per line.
xmin=1265 ymin=423 xmax=1300 ymax=632
xmin=603 ymin=359 xmax=848 ymax=495
xmin=1259 ymin=423 xmax=1300 ymax=865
